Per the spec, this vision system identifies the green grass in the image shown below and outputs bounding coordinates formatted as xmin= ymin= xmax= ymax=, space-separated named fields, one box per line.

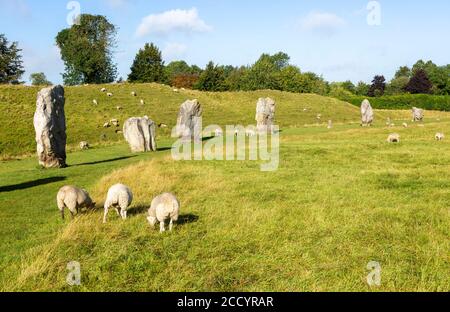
xmin=1 ymin=122 xmax=449 ymax=291
xmin=0 ymin=82 xmax=418 ymax=158
xmin=0 ymin=84 xmax=449 ymax=292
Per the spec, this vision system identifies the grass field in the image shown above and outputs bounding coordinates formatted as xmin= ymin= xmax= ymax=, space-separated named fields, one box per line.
xmin=0 ymin=85 xmax=449 ymax=291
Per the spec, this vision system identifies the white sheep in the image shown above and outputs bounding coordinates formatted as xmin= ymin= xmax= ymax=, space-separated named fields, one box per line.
xmin=215 ymin=128 xmax=223 ymax=137
xmin=103 ymin=122 xmax=111 ymax=128
xmin=101 ymin=88 xmax=107 ymax=92
xmin=402 ymin=123 xmax=408 ymax=128
xmin=140 ymin=99 xmax=145 ymax=105
xmin=147 ymin=193 xmax=180 ymax=233
xmin=57 ymin=186 xmax=95 ymax=220
xmin=387 ymin=133 xmax=400 ymax=143
xmin=131 ymin=91 xmax=137 ymax=97
xmin=103 ymin=184 xmax=133 ymax=223
xmin=79 ymin=141 xmax=89 ymax=150
xmin=93 ymin=99 xmax=98 ymax=105
xmin=107 ymin=92 xmax=113 ymax=97
xmin=435 ymin=133 xmax=445 ymax=141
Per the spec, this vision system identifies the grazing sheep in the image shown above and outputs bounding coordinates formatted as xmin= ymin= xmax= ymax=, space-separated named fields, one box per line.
xmin=316 ymin=114 xmax=322 ymax=120
xmin=103 ymin=184 xmax=133 ymax=223
xmin=93 ymin=99 xmax=98 ymax=105
xmin=116 ymin=106 xmax=122 ymax=111
xmin=57 ymin=186 xmax=95 ymax=220
xmin=79 ymin=141 xmax=89 ymax=150
xmin=107 ymin=92 xmax=113 ymax=97
xmin=436 ymin=133 xmax=445 ymax=141
xmin=131 ymin=91 xmax=137 ymax=97
xmin=147 ymin=193 xmax=180 ymax=233
xmin=101 ymin=88 xmax=107 ymax=92
xmin=103 ymin=122 xmax=111 ymax=128
xmin=327 ymin=120 xmax=333 ymax=129
xmin=140 ymin=99 xmax=145 ymax=105
xmin=110 ymin=119 xmax=119 ymax=127
xmin=387 ymin=133 xmax=400 ymax=143
xmin=402 ymin=123 xmax=408 ymax=128
xmin=173 ymin=88 xmax=179 ymax=92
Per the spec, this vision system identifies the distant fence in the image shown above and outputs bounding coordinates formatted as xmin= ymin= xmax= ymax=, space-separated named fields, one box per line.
xmin=337 ymin=94 xmax=450 ymax=111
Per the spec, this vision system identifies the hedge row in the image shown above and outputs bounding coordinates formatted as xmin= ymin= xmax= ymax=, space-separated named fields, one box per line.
xmin=337 ymin=94 xmax=450 ymax=111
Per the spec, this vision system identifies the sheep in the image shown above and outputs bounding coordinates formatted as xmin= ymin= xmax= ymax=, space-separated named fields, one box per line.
xmin=131 ymin=91 xmax=137 ymax=97
xmin=57 ymin=186 xmax=95 ymax=220
xmin=93 ymin=99 xmax=98 ymax=105
xmin=402 ymin=123 xmax=408 ymax=128
xmin=147 ymin=193 xmax=180 ymax=233
xmin=387 ymin=133 xmax=400 ymax=143
xmin=116 ymin=106 xmax=122 ymax=111
xmin=173 ymin=88 xmax=179 ymax=93
xmin=140 ymin=99 xmax=145 ymax=105
xmin=79 ymin=141 xmax=89 ymax=150
xmin=436 ymin=133 xmax=445 ymax=141
xmin=107 ymin=92 xmax=113 ymax=97
xmin=110 ymin=119 xmax=119 ymax=127
xmin=101 ymin=88 xmax=107 ymax=92
xmin=327 ymin=120 xmax=333 ymax=129
xmin=103 ymin=122 xmax=111 ymax=128
xmin=103 ymin=184 xmax=133 ymax=223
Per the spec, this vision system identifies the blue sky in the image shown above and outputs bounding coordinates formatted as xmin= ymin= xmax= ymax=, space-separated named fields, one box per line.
xmin=1 ymin=0 xmax=449 ymax=84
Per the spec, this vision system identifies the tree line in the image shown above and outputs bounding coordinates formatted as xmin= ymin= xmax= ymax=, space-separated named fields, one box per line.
xmin=1 ymin=14 xmax=449 ymax=97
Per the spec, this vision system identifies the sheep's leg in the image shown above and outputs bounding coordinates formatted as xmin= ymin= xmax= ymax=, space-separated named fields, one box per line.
xmin=160 ymin=221 xmax=166 ymax=233
xmin=121 ymin=210 xmax=127 ymax=220
xmin=61 ymin=208 xmax=65 ymax=220
xmin=115 ymin=207 xmax=120 ymax=216
xmin=169 ymin=219 xmax=174 ymax=231
xmin=103 ymin=206 xmax=109 ymax=223
xmin=70 ymin=211 xmax=75 ymax=220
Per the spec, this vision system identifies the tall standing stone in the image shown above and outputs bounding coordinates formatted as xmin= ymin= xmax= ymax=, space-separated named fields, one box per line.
xmin=175 ymin=99 xmax=202 ymax=141
xmin=33 ymin=85 xmax=67 ymax=168
xmin=123 ymin=116 xmax=157 ymax=153
xmin=361 ymin=99 xmax=374 ymax=127
xmin=412 ymin=107 xmax=424 ymax=122
xmin=255 ymin=98 xmax=276 ymax=133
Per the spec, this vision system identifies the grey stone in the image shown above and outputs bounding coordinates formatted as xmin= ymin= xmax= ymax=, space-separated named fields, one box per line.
xmin=123 ymin=116 xmax=157 ymax=152
xmin=255 ymin=98 xmax=276 ymax=133
xmin=412 ymin=107 xmax=424 ymax=122
xmin=33 ymin=85 xmax=67 ymax=168
xmin=175 ymin=99 xmax=202 ymax=141
xmin=361 ymin=99 xmax=374 ymax=126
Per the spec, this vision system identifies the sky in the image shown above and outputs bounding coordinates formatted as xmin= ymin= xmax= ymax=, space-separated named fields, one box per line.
xmin=1 ymin=0 xmax=449 ymax=85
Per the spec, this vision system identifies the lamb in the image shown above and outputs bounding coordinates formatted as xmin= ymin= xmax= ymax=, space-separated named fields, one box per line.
xmin=435 ymin=133 xmax=445 ymax=141
xmin=387 ymin=133 xmax=400 ymax=143
xmin=57 ymin=186 xmax=95 ymax=220
xmin=79 ymin=141 xmax=89 ymax=150
xmin=147 ymin=193 xmax=180 ymax=233
xmin=103 ymin=184 xmax=133 ymax=223
xmin=103 ymin=122 xmax=111 ymax=128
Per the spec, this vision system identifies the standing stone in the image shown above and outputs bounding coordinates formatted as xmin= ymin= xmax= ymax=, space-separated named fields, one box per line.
xmin=412 ymin=107 xmax=424 ymax=122
xmin=33 ymin=85 xmax=67 ymax=168
xmin=361 ymin=99 xmax=374 ymax=127
xmin=255 ymin=98 xmax=276 ymax=133
xmin=175 ymin=99 xmax=202 ymax=141
xmin=123 ymin=116 xmax=157 ymax=153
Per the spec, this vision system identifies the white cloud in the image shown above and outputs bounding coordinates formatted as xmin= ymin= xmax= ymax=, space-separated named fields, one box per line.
xmin=135 ymin=8 xmax=212 ymax=37
xmin=162 ymin=43 xmax=188 ymax=61
xmin=300 ymin=12 xmax=346 ymax=36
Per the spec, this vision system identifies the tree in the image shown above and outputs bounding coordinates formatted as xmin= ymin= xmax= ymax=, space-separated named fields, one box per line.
xmin=368 ymin=75 xmax=386 ymax=97
xmin=0 ymin=34 xmax=25 ymax=84
xmin=194 ymin=61 xmax=226 ymax=91
xmin=404 ymin=69 xmax=433 ymax=94
xmin=165 ymin=60 xmax=202 ymax=88
xmin=341 ymin=80 xmax=356 ymax=93
xmin=30 ymin=72 xmax=52 ymax=86
xmin=56 ymin=14 xmax=118 ymax=85
xmin=386 ymin=76 xmax=409 ymax=95
xmin=355 ymin=81 xmax=370 ymax=96
xmin=394 ymin=66 xmax=412 ymax=79
xmin=128 ymin=43 xmax=166 ymax=83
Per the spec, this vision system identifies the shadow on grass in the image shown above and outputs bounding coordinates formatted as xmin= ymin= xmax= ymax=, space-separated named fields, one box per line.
xmin=73 ymin=156 xmax=136 ymax=167
xmin=128 ymin=206 xmax=199 ymax=226
xmin=157 ymin=147 xmax=173 ymax=152
xmin=0 ymin=176 xmax=66 ymax=193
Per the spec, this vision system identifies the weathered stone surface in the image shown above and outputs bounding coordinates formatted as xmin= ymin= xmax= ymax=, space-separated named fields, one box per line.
xmin=33 ymin=85 xmax=67 ymax=168
xmin=361 ymin=99 xmax=374 ymax=126
xmin=412 ymin=107 xmax=424 ymax=122
xmin=255 ymin=97 xmax=276 ymax=133
xmin=123 ymin=116 xmax=157 ymax=152
xmin=175 ymin=99 xmax=202 ymax=141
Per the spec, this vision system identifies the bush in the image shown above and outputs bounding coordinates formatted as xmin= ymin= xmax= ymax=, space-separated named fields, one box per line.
xmin=336 ymin=94 xmax=450 ymax=111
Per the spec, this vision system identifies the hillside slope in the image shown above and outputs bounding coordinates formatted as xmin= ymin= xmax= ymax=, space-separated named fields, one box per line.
xmin=0 ymin=83 xmax=361 ymax=157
